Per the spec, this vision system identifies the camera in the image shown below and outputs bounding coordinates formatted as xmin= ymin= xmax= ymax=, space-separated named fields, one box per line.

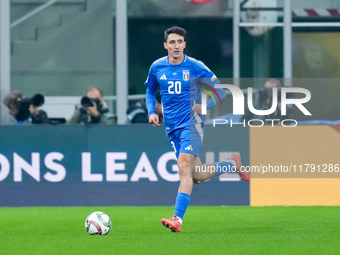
xmin=80 ymin=96 xmax=102 ymax=108
xmin=19 ymin=94 xmax=45 ymax=110
xmin=258 ymin=88 xmax=281 ymax=109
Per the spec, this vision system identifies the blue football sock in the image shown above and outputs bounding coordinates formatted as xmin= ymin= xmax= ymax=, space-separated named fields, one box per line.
xmin=213 ymin=161 xmax=235 ymax=176
xmin=174 ymin=192 xmax=190 ymax=220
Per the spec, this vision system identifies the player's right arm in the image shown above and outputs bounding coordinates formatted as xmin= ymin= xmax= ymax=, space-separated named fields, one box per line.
xmin=148 ymin=113 xmax=160 ymax=126
xmin=144 ymin=65 xmax=160 ymax=127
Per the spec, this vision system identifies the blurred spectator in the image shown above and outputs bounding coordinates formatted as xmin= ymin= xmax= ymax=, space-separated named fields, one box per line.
xmin=3 ymin=91 xmax=49 ymax=125
xmin=68 ymin=87 xmax=117 ymax=125
xmin=243 ymin=79 xmax=293 ymax=122
xmin=258 ymin=79 xmax=282 ymax=120
xmin=127 ymin=94 xmax=163 ymax=124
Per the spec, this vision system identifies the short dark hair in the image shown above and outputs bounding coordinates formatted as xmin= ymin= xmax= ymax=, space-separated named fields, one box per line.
xmin=164 ymin=26 xmax=187 ymax=42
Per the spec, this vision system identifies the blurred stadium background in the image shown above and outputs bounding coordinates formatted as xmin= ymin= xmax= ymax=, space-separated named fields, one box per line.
xmin=1 ymin=1 xmax=340 ymax=254
xmin=0 ymin=0 xmax=340 ymax=216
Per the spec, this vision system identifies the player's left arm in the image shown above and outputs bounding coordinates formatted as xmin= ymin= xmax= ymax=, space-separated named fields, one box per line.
xmin=191 ymin=59 xmax=227 ymax=114
xmin=192 ymin=87 xmax=226 ymax=114
xmin=200 ymin=61 xmax=226 ymax=109
xmin=194 ymin=72 xmax=226 ymax=114
xmin=206 ymin=86 xmax=226 ymax=110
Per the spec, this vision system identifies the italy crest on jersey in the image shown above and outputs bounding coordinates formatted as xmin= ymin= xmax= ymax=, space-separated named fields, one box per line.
xmin=183 ymin=70 xmax=190 ymax=81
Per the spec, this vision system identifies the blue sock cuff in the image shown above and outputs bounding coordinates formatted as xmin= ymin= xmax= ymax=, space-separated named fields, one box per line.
xmin=174 ymin=193 xmax=190 ymax=220
xmin=213 ymin=161 xmax=234 ymax=176
xmin=178 ymin=192 xmax=190 ymax=200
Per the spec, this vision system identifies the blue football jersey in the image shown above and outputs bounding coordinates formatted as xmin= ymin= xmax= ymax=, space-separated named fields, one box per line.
xmin=145 ymin=55 xmax=219 ymax=134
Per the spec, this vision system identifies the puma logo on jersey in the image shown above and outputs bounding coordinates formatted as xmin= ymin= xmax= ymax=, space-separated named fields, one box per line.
xmin=160 ymin=74 xmax=167 ymax=80
xmin=184 ymin=145 xmax=193 ymax=151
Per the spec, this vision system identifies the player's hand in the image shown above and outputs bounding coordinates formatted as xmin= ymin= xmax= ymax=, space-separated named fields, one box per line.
xmin=192 ymin=104 xmax=202 ymax=115
xmin=149 ymin=114 xmax=160 ymax=126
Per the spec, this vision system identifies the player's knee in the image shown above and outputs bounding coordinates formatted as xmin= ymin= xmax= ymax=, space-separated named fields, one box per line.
xmin=177 ymin=160 xmax=190 ymax=177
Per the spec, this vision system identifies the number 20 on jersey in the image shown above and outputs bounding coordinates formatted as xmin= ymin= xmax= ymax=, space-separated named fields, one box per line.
xmin=168 ymin=81 xmax=181 ymax=94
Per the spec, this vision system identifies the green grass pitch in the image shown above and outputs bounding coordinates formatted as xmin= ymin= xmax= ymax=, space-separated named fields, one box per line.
xmin=0 ymin=206 xmax=339 ymax=255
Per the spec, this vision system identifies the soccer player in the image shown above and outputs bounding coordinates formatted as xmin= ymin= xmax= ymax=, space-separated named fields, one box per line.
xmin=144 ymin=26 xmax=249 ymax=232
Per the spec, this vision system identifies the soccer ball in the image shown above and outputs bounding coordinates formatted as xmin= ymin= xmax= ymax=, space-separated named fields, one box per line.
xmin=85 ymin=211 xmax=111 ymax=235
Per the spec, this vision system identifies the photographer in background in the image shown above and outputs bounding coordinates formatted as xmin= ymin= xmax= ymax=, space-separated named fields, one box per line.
xmin=258 ymin=79 xmax=282 ymax=120
xmin=243 ymin=79 xmax=293 ymax=123
xmin=3 ymin=91 xmax=49 ymax=125
xmin=68 ymin=87 xmax=117 ymax=125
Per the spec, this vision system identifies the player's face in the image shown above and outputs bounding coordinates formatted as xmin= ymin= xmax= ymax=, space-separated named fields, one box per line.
xmin=164 ymin=33 xmax=186 ymax=62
